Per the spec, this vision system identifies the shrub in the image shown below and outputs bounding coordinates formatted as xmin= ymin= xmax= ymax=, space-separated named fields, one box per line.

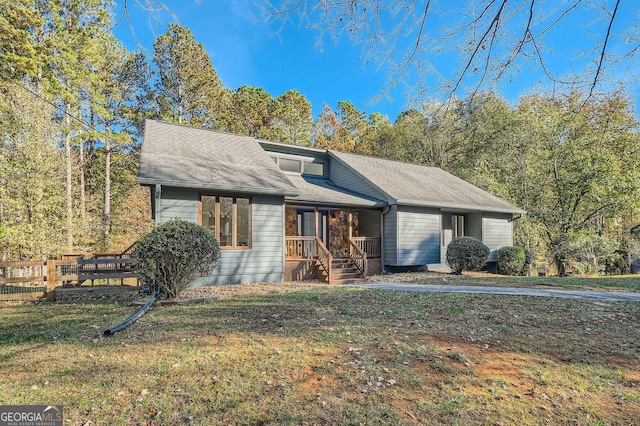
xmin=136 ymin=218 xmax=220 ymax=299
xmin=446 ymin=237 xmax=490 ymax=275
xmin=497 ymin=246 xmax=526 ymax=276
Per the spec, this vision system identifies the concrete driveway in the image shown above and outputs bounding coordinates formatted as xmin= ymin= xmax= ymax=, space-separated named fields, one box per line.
xmin=352 ymin=283 xmax=640 ymax=302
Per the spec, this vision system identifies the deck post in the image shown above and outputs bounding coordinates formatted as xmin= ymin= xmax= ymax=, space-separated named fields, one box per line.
xmin=46 ymin=260 xmax=56 ymax=302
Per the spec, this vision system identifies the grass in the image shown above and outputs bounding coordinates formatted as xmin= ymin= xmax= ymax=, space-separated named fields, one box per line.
xmin=1 ymin=285 xmax=639 ymax=425
xmin=378 ymin=272 xmax=640 ymax=292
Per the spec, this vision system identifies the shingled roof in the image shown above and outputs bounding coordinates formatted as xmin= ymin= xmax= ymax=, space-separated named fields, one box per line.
xmin=285 ymin=174 xmax=385 ymax=208
xmin=138 ymin=120 xmax=299 ymax=196
xmin=329 ymin=151 xmax=525 ymax=214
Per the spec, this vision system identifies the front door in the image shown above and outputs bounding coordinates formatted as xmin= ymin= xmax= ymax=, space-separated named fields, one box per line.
xmin=286 ymin=207 xmax=355 ymax=257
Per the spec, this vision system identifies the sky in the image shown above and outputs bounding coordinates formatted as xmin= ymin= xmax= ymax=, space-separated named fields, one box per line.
xmin=111 ymin=0 xmax=639 ymax=121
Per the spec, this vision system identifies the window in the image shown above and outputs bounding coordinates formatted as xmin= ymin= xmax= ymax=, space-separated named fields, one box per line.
xmin=200 ymin=195 xmax=251 ymax=248
xmin=278 ymin=158 xmax=301 ymax=173
xmin=303 ymin=161 xmax=324 ymax=176
xmin=452 ymin=214 xmax=466 ymax=238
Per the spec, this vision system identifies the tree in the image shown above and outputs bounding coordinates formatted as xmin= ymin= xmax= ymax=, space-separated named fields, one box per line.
xmin=313 ymin=101 xmax=375 ymax=153
xmin=153 ymin=24 xmax=226 ymax=127
xmin=0 ymin=0 xmax=45 ymax=81
xmin=262 ymin=1 xmax=639 ymax=101
xmin=273 ymin=90 xmax=313 ymax=146
xmin=449 ymin=92 xmax=515 ymax=193
xmin=0 ymin=87 xmax=65 ymax=260
xmin=336 ymin=101 xmax=370 ymax=153
xmin=374 ymin=105 xmax=459 ymax=168
xmin=230 ymin=86 xmax=278 ymax=138
xmin=43 ymin=0 xmax=113 ymax=252
xmin=511 ymin=92 xmax=640 ymax=275
xmin=87 ymin=36 xmax=152 ymax=249
xmin=313 ymin=104 xmax=340 ymax=149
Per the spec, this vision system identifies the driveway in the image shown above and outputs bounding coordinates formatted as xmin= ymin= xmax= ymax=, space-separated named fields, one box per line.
xmin=352 ymin=283 xmax=640 ymax=302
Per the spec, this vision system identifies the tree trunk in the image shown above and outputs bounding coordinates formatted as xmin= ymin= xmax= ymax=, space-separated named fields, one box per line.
xmin=104 ymin=137 xmax=111 ymax=249
xmin=79 ymin=136 xmax=86 ymax=223
xmin=65 ymin=102 xmax=73 ymax=252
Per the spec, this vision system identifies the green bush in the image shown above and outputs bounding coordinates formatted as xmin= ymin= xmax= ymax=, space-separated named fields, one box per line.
xmin=136 ymin=218 xmax=220 ymax=299
xmin=497 ymin=246 xmax=526 ymax=276
xmin=446 ymin=237 xmax=490 ymax=275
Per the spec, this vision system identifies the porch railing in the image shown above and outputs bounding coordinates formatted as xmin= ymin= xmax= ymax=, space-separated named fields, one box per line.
xmin=285 ymin=236 xmax=333 ymax=282
xmin=314 ymin=238 xmax=332 ymax=283
xmin=350 ymin=237 xmax=381 ymax=259
xmin=347 ymin=239 xmax=367 ymax=276
xmin=285 ymin=236 xmax=317 ymax=258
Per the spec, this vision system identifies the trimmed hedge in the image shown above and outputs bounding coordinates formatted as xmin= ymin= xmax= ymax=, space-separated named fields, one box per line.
xmin=136 ymin=218 xmax=220 ymax=299
xmin=497 ymin=246 xmax=526 ymax=276
xmin=446 ymin=237 xmax=490 ymax=274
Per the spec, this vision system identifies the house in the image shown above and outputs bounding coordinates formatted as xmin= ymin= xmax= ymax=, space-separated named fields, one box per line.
xmin=137 ymin=119 xmax=525 ymax=286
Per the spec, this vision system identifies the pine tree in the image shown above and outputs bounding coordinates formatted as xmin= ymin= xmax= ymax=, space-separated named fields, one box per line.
xmin=153 ymin=24 xmax=226 ymax=128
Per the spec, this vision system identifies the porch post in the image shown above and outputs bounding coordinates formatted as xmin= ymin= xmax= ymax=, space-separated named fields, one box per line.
xmin=314 ymin=208 xmax=319 ymax=237
xmin=348 ymin=210 xmax=353 ymax=238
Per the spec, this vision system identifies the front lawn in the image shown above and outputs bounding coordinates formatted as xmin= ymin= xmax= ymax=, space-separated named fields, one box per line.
xmin=368 ymin=271 xmax=640 ymax=292
xmin=2 ymin=286 xmax=639 ymax=425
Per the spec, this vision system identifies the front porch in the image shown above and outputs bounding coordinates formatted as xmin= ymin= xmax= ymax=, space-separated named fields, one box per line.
xmin=284 ymin=207 xmax=382 ymax=284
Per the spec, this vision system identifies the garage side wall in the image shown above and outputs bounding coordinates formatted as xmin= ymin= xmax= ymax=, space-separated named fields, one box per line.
xmin=392 ymin=206 xmax=441 ymax=266
xmin=482 ymin=212 xmax=514 ymax=261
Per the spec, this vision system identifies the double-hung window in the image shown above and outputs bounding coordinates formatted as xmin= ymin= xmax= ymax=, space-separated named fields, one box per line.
xmin=200 ymin=195 xmax=251 ymax=248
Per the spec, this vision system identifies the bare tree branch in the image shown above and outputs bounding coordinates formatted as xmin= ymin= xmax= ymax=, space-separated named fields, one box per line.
xmin=588 ymin=0 xmax=620 ymax=99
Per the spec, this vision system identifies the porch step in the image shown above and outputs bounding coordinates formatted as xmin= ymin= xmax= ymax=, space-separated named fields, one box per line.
xmin=317 ymin=258 xmax=366 ymax=284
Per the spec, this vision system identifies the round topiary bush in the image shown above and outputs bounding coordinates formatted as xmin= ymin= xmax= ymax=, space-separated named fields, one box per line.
xmin=497 ymin=246 xmax=526 ymax=276
xmin=446 ymin=237 xmax=490 ymax=275
xmin=136 ymin=218 xmax=220 ymax=299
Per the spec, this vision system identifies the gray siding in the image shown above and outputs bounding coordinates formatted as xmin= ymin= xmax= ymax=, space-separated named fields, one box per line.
xmin=159 ymin=187 xmax=286 ymax=285
xmin=467 ymin=212 xmax=483 ymax=240
xmin=395 ymin=206 xmax=441 ymax=266
xmin=482 ymin=213 xmax=514 ymax=261
xmin=440 ymin=213 xmax=452 ymax=264
xmin=330 ymin=160 xmax=388 ymax=202
xmin=383 ymin=205 xmax=398 ymax=265
xmin=358 ymin=209 xmax=381 ymax=238
xmin=157 ymin=186 xmax=198 ymax=225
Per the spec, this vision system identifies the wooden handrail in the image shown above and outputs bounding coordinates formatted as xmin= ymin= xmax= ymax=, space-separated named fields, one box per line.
xmin=1 ymin=258 xmax=140 ymax=302
xmin=285 ymin=236 xmax=317 ymax=258
xmin=347 ymin=238 xmax=367 ymax=277
xmin=314 ymin=237 xmax=332 ymax=283
xmin=350 ymin=237 xmax=381 ymax=258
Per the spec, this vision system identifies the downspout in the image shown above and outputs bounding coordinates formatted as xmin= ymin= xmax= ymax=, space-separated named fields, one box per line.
xmin=380 ymin=206 xmax=390 ymax=274
xmin=155 ymin=184 xmax=162 ymax=225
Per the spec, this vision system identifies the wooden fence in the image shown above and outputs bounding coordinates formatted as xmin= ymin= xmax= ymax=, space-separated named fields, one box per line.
xmin=0 ymin=257 xmax=139 ymax=302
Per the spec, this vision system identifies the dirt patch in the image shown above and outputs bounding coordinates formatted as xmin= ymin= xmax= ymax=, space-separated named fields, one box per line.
xmin=176 ymin=281 xmax=332 ymax=302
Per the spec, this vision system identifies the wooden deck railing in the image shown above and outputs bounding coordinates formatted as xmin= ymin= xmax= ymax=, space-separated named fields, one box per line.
xmin=314 ymin=237 xmax=332 ymax=283
xmin=350 ymin=237 xmax=381 ymax=259
xmin=285 ymin=236 xmax=317 ymax=258
xmin=1 ymin=257 xmax=140 ymax=301
xmin=347 ymin=239 xmax=367 ymax=276
xmin=285 ymin=236 xmax=333 ymax=283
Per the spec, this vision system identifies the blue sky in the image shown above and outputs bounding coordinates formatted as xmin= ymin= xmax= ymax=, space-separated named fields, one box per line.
xmin=112 ymin=0 xmax=639 ymax=121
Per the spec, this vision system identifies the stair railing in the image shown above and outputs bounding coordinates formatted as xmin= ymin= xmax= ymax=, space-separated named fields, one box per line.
xmin=314 ymin=237 xmax=332 ymax=283
xmin=347 ymin=238 xmax=367 ymax=277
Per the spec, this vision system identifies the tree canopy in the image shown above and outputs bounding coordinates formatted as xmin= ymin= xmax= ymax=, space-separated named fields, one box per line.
xmin=1 ymin=1 xmax=638 ymax=276
xmin=262 ymin=0 xmax=639 ymax=102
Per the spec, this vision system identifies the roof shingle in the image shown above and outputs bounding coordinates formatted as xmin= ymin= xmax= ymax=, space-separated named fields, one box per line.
xmin=137 ymin=120 xmax=299 ymax=196
xmin=329 ymin=151 xmax=525 ymax=214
